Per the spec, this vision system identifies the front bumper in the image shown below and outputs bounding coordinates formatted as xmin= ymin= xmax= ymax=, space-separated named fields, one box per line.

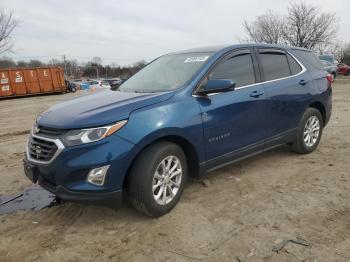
xmin=24 ymin=133 xmax=135 ymax=206
xmin=38 ymin=174 xmax=123 ymax=206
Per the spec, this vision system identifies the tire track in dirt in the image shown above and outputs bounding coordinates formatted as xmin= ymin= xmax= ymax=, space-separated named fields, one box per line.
xmin=0 ymin=130 xmax=29 ymax=139
xmin=36 ymin=204 xmax=86 ymax=251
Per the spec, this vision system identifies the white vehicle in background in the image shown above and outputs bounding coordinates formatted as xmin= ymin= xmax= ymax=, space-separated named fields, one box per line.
xmin=88 ymin=80 xmax=111 ymax=89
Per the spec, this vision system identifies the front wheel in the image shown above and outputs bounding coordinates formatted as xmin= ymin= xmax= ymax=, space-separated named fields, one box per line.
xmin=127 ymin=142 xmax=187 ymax=217
xmin=292 ymin=108 xmax=323 ymax=154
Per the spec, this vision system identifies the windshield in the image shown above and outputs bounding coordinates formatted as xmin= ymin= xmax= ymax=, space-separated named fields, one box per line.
xmin=119 ymin=52 xmax=213 ymax=93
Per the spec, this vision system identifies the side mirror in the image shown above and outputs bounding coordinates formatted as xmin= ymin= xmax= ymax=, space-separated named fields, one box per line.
xmin=197 ymin=79 xmax=235 ymax=96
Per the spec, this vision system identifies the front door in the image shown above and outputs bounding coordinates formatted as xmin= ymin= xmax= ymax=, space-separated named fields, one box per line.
xmin=195 ymin=49 xmax=267 ymax=169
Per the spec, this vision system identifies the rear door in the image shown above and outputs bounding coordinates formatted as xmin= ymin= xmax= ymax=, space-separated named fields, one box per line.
xmin=256 ymin=48 xmax=309 ymax=142
xmin=196 ymin=49 xmax=268 ymax=168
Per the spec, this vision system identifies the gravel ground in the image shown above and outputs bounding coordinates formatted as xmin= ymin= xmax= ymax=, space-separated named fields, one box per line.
xmin=0 ymin=79 xmax=349 ymax=262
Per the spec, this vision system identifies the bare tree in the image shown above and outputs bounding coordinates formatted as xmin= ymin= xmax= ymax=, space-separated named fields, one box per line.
xmin=243 ymin=11 xmax=285 ymax=44
xmin=92 ymin=56 xmax=103 ymax=65
xmin=48 ymin=58 xmax=61 ymax=66
xmin=0 ymin=56 xmax=16 ymax=67
xmin=283 ymin=3 xmax=338 ymax=49
xmin=0 ymin=9 xmax=18 ymax=54
xmin=317 ymin=42 xmax=348 ymax=63
xmin=341 ymin=43 xmax=350 ymax=64
xmin=243 ymin=3 xmax=339 ymax=50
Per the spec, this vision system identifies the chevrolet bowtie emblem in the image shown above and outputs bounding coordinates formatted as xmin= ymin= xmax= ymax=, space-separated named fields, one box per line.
xmin=33 ymin=126 xmax=40 ymax=134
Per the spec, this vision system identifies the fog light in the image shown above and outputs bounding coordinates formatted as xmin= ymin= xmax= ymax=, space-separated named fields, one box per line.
xmin=87 ymin=165 xmax=110 ymax=186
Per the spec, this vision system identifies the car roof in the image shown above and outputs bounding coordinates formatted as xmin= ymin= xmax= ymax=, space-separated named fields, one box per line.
xmin=171 ymin=43 xmax=311 ymax=55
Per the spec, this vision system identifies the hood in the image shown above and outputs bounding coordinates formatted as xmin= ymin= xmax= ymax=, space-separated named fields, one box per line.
xmin=37 ymin=90 xmax=174 ymax=129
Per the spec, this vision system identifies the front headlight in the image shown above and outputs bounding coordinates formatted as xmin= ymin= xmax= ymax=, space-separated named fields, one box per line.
xmin=61 ymin=120 xmax=127 ymax=147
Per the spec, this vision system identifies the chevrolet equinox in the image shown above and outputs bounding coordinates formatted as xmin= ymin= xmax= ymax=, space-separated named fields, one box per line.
xmin=24 ymin=44 xmax=332 ymax=216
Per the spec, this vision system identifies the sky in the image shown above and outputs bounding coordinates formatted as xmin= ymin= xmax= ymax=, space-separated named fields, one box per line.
xmin=2 ymin=0 xmax=350 ymax=65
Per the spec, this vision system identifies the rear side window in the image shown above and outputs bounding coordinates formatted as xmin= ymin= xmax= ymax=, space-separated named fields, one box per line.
xmin=259 ymin=51 xmax=291 ymax=81
xmin=287 ymin=54 xmax=302 ymax=75
xmin=293 ymin=50 xmax=323 ymax=70
xmin=209 ymin=53 xmax=255 ymax=87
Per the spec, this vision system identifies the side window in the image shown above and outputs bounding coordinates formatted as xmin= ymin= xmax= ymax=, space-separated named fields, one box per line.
xmin=292 ymin=50 xmax=323 ymax=70
xmin=287 ymin=54 xmax=302 ymax=75
xmin=209 ymin=53 xmax=255 ymax=88
xmin=259 ymin=51 xmax=291 ymax=81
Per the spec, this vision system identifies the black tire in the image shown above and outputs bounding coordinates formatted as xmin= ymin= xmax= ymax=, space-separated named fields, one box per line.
xmin=292 ymin=108 xmax=323 ymax=154
xmin=127 ymin=142 xmax=187 ymax=217
xmin=71 ymin=87 xmax=77 ymax=93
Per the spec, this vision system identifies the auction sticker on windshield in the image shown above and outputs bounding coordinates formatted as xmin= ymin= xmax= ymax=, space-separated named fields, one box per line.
xmin=184 ymin=56 xmax=209 ymax=63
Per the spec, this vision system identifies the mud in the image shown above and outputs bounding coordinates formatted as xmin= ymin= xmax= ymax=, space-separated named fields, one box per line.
xmin=0 ymin=79 xmax=350 ymax=261
xmin=0 ymin=186 xmax=59 ymax=215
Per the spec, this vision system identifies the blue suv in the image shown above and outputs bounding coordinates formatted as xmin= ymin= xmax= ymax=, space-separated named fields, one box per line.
xmin=24 ymin=44 xmax=332 ymax=216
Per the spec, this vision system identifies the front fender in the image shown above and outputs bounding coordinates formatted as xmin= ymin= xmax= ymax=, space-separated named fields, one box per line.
xmin=116 ymin=96 xmax=206 ymax=163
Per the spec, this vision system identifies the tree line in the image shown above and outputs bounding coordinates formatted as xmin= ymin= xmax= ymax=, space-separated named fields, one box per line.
xmin=243 ymin=2 xmax=350 ymax=64
xmin=0 ymin=56 xmax=147 ymax=79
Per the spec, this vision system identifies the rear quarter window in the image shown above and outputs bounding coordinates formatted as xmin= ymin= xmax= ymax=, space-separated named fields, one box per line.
xmin=287 ymin=54 xmax=302 ymax=75
xmin=292 ymin=49 xmax=323 ymax=71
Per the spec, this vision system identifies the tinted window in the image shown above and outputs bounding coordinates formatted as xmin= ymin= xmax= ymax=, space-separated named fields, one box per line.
xmin=119 ymin=52 xmax=213 ymax=93
xmin=259 ymin=51 xmax=291 ymax=81
xmin=209 ymin=53 xmax=255 ymax=87
xmin=287 ymin=54 xmax=302 ymax=75
xmin=293 ymin=50 xmax=323 ymax=70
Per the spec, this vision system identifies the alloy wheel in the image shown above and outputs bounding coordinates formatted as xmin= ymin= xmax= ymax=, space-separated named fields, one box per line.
xmin=303 ymin=116 xmax=320 ymax=147
xmin=152 ymin=155 xmax=182 ymax=205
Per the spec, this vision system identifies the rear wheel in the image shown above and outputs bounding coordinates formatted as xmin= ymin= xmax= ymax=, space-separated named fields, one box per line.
xmin=292 ymin=108 xmax=323 ymax=154
xmin=127 ymin=142 xmax=187 ymax=217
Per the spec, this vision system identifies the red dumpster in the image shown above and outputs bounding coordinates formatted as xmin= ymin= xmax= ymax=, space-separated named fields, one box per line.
xmin=0 ymin=66 xmax=66 ymax=98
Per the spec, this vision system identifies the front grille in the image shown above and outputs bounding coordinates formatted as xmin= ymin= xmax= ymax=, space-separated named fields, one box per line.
xmin=37 ymin=126 xmax=65 ymax=137
xmin=28 ymin=136 xmax=58 ymax=162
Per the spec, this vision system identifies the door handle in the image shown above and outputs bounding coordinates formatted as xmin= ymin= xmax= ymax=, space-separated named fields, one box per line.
xmin=250 ymin=90 xmax=264 ymax=98
xmin=299 ymin=79 xmax=308 ymax=86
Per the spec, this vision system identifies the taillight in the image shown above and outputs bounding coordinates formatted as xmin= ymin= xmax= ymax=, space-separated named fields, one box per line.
xmin=326 ymin=74 xmax=333 ymax=88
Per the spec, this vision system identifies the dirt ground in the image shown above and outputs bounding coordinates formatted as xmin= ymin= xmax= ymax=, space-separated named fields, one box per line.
xmin=0 ymin=79 xmax=349 ymax=262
